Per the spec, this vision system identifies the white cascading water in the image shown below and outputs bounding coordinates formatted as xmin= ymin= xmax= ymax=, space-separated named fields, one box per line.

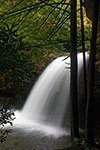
xmin=21 ymin=56 xmax=70 ymax=127
xmin=0 ymin=53 xmax=89 ymax=150
xmin=14 ymin=53 xmax=89 ymax=137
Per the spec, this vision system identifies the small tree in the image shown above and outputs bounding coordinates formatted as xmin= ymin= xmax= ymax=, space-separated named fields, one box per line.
xmin=0 ymin=105 xmax=15 ymax=143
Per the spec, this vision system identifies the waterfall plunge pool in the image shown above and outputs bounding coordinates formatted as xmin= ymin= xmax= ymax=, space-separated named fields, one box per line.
xmin=0 ymin=111 xmax=70 ymax=150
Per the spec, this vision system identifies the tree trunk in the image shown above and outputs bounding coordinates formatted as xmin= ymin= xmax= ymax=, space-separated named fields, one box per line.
xmin=70 ymin=0 xmax=79 ymax=139
xmin=85 ymin=0 xmax=99 ymax=146
xmin=80 ymin=0 xmax=87 ymax=106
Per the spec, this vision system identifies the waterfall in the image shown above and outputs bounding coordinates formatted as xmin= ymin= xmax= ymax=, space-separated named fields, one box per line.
xmin=19 ymin=53 xmax=88 ymax=129
xmin=13 ymin=53 xmax=89 ymax=137
xmin=0 ymin=53 xmax=89 ymax=150
xmin=21 ymin=56 xmax=70 ymax=128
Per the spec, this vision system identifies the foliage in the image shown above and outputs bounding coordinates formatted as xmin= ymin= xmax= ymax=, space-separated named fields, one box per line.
xmin=0 ymin=105 xmax=15 ymax=143
xmin=0 ymin=21 xmax=35 ymax=102
xmin=0 ymin=0 xmax=91 ymax=51
xmin=0 ymin=0 xmax=92 ymax=104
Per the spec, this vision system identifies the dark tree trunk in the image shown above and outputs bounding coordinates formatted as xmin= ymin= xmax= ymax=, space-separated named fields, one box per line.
xmin=80 ymin=0 xmax=87 ymax=105
xmin=70 ymin=0 xmax=79 ymax=139
xmin=85 ymin=0 xmax=99 ymax=146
